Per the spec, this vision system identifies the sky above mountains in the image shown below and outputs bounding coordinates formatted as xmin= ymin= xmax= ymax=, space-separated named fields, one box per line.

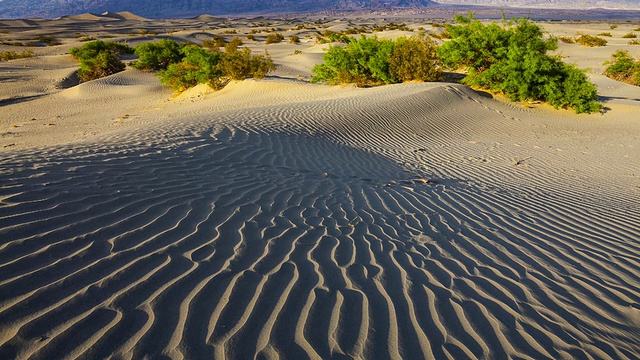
xmin=0 ymin=0 xmax=637 ymax=19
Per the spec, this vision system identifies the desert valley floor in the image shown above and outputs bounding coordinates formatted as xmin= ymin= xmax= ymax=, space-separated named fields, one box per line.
xmin=0 ymin=12 xmax=639 ymax=359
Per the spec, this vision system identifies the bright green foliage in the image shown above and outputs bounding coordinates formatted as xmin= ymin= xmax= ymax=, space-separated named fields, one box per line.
xmin=69 ymin=40 xmax=133 ymax=60
xmin=155 ymin=42 xmax=276 ymax=92
xmin=437 ymin=14 xmax=601 ymax=114
xmin=131 ymin=39 xmax=185 ymax=71
xmin=69 ymin=40 xmax=133 ymax=82
xmin=157 ymin=46 xmax=223 ymax=91
xmin=389 ymin=34 xmax=442 ymax=82
xmin=311 ymin=35 xmax=396 ymax=86
xmin=603 ymin=50 xmax=640 ymax=86
xmin=77 ymin=51 xmax=126 ymax=81
xmin=312 ymin=34 xmax=441 ymax=86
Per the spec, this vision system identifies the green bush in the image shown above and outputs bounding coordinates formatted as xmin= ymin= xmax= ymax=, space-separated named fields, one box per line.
xmin=575 ymin=34 xmax=607 ymax=47
xmin=131 ymin=39 xmax=185 ymax=71
xmin=0 ymin=50 xmax=35 ymax=61
xmin=158 ymin=46 xmax=223 ymax=91
xmin=622 ymin=32 xmax=637 ymax=39
xmin=156 ymin=42 xmax=276 ymax=92
xmin=311 ymin=34 xmax=441 ymax=86
xmin=77 ymin=51 xmax=125 ymax=81
xmin=388 ymin=34 xmax=442 ymax=82
xmin=69 ymin=40 xmax=133 ymax=82
xmin=437 ymin=14 xmax=601 ymax=113
xmin=311 ymin=35 xmax=396 ymax=86
xmin=603 ymin=50 xmax=640 ymax=86
xmin=265 ymin=33 xmax=284 ymax=44
xmin=202 ymin=35 xmax=226 ymax=49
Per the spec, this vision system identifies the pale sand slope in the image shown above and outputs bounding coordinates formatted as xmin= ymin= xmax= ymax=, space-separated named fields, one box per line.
xmin=1 ymin=16 xmax=640 ymax=360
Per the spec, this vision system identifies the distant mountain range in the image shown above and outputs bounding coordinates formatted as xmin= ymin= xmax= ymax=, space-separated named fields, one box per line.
xmin=0 ymin=0 xmax=637 ymax=19
xmin=433 ymin=0 xmax=639 ymax=10
xmin=0 ymin=0 xmax=432 ymax=19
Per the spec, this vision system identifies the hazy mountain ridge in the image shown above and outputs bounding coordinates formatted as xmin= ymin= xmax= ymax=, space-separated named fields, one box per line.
xmin=433 ymin=0 xmax=639 ymax=10
xmin=0 ymin=0 xmax=433 ymax=19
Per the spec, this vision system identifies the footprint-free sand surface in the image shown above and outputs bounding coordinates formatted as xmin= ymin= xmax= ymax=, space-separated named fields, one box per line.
xmin=1 ymin=13 xmax=639 ymax=359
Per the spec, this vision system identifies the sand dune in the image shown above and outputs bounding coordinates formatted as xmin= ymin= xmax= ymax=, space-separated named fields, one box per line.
xmin=1 ymin=15 xmax=640 ymax=359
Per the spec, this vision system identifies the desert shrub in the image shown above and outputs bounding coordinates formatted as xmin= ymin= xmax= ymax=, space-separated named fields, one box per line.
xmin=290 ymin=35 xmax=300 ymax=44
xmin=629 ymin=39 xmax=640 ymax=45
xmin=158 ymin=45 xmax=223 ymax=91
xmin=131 ymin=39 xmax=185 ymax=71
xmin=622 ymin=32 xmax=637 ymax=38
xmin=294 ymin=49 xmax=303 ymax=55
xmin=558 ymin=36 xmax=575 ymax=43
xmin=223 ymin=30 xmax=237 ymax=34
xmin=0 ymin=50 xmax=35 ymax=61
xmin=77 ymin=51 xmax=125 ymax=81
xmin=70 ymin=40 xmax=133 ymax=81
xmin=603 ymin=50 xmax=640 ymax=86
xmin=216 ymin=43 xmax=275 ymax=83
xmin=597 ymin=32 xmax=612 ymax=37
xmin=228 ymin=37 xmax=243 ymax=48
xmin=70 ymin=40 xmax=133 ymax=60
xmin=610 ymin=24 xmax=618 ymax=30
xmin=311 ymin=35 xmax=396 ymax=86
xmin=265 ymin=33 xmax=284 ymax=44
xmin=388 ymin=34 xmax=442 ymax=82
xmin=575 ymin=34 xmax=607 ymax=47
xmin=156 ymin=43 xmax=275 ymax=92
xmin=202 ymin=35 xmax=226 ymax=49
xmin=437 ymin=14 xmax=601 ymax=113
xmin=32 ymin=35 xmax=61 ymax=46
xmin=635 ymin=27 xmax=640 ymax=31
xmin=246 ymin=34 xmax=255 ymax=41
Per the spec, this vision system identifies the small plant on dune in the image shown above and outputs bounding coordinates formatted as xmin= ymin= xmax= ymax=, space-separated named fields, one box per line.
xmin=603 ymin=50 xmax=640 ymax=86
xmin=215 ymin=43 xmax=275 ymax=84
xmin=202 ymin=35 xmax=226 ymax=49
xmin=622 ymin=32 xmax=637 ymax=39
xmin=610 ymin=24 xmax=618 ymax=30
xmin=246 ymin=34 xmax=255 ymax=41
xmin=69 ymin=40 xmax=133 ymax=81
xmin=228 ymin=37 xmax=243 ymax=48
xmin=289 ymin=35 xmax=300 ymax=44
xmin=131 ymin=39 xmax=185 ymax=71
xmin=575 ymin=34 xmax=607 ymax=47
xmin=265 ymin=33 xmax=284 ymax=44
xmin=597 ymin=32 xmax=612 ymax=37
xmin=312 ymin=34 xmax=441 ymax=86
xmin=437 ymin=13 xmax=602 ymax=114
xmin=558 ymin=36 xmax=575 ymax=43
xmin=0 ymin=50 xmax=35 ymax=61
xmin=629 ymin=39 xmax=640 ymax=45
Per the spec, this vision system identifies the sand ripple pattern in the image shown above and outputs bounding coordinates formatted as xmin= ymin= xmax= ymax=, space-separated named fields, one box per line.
xmin=1 ymin=83 xmax=639 ymax=359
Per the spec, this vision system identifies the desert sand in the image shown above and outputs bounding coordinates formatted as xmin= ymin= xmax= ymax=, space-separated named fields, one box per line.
xmin=1 ymin=12 xmax=639 ymax=359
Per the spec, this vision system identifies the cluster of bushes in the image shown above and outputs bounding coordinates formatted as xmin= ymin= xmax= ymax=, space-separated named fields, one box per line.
xmin=437 ymin=14 xmax=601 ymax=113
xmin=312 ymin=14 xmax=602 ymax=113
xmin=132 ymin=39 xmax=275 ymax=91
xmin=69 ymin=40 xmax=133 ymax=81
xmin=575 ymin=34 xmax=607 ymax=47
xmin=372 ymin=22 xmax=412 ymax=32
xmin=311 ymin=34 xmax=441 ymax=86
xmin=0 ymin=50 xmax=35 ymax=61
xmin=603 ymin=50 xmax=640 ymax=86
